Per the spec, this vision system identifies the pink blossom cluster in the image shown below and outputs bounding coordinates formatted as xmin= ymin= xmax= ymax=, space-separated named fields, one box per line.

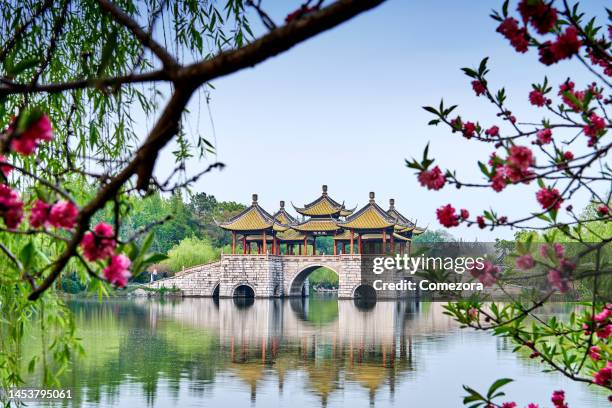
xmin=538 ymin=27 xmax=582 ymax=65
xmin=528 ymin=89 xmax=550 ymax=107
xmin=80 ymin=222 xmax=131 ymax=287
xmin=594 ymin=361 xmax=612 ymax=387
xmin=583 ymin=305 xmax=612 ymax=340
xmin=551 ymin=390 xmax=568 ymax=408
xmin=8 ymin=114 xmax=54 ymax=156
xmin=418 ymin=166 xmax=446 ymax=190
xmin=0 ymin=184 xmax=24 ymax=229
xmin=536 ymin=187 xmax=563 ymax=211
xmin=30 ymin=199 xmax=78 ymax=230
xmin=435 ymin=204 xmax=469 ymax=228
xmin=0 ymin=155 xmax=11 ymax=177
xmin=468 ymin=261 xmax=501 ymax=286
xmin=517 ymin=0 xmax=558 ymax=34
xmin=490 ymin=146 xmax=535 ymax=192
xmin=497 ymin=17 xmax=529 ymax=53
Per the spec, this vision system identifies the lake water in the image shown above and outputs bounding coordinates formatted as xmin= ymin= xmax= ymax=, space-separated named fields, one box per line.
xmin=26 ymin=297 xmax=608 ymax=407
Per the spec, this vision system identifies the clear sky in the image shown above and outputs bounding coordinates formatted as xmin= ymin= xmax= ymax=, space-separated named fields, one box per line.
xmin=149 ymin=0 xmax=608 ymax=240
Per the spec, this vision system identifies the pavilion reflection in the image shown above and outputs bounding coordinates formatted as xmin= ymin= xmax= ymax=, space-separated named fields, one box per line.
xmin=137 ymin=298 xmax=453 ymax=406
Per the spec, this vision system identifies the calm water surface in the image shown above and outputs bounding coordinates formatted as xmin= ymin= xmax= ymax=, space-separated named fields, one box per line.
xmin=26 ymin=297 xmax=608 ymax=407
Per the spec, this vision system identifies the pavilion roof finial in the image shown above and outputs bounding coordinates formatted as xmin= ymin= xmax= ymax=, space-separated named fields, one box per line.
xmin=280 ymin=200 xmax=285 ymax=208
xmin=252 ymin=194 xmax=258 ymax=204
xmin=369 ymin=192 xmax=375 ymax=203
xmin=389 ymin=198 xmax=395 ymax=209
xmin=322 ymin=184 xmax=328 ymax=195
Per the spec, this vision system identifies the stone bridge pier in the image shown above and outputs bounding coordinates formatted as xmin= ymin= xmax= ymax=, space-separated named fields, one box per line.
xmin=147 ymin=254 xmax=411 ymax=299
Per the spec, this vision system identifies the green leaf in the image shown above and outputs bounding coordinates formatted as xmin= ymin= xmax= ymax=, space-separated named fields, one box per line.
xmin=422 ymin=106 xmax=439 ymax=115
xmin=486 ymin=378 xmax=513 ymax=399
xmin=6 ymin=57 xmax=40 ymax=75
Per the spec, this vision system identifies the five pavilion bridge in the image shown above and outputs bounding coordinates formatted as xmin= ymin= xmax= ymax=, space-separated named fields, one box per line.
xmin=147 ymin=186 xmax=425 ymax=299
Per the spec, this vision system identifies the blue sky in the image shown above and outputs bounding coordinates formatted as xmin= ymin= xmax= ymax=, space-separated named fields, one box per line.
xmin=150 ymin=0 xmax=608 ymax=240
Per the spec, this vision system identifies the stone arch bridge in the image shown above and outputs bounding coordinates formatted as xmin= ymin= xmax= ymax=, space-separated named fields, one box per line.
xmin=146 ymin=254 xmax=407 ymax=299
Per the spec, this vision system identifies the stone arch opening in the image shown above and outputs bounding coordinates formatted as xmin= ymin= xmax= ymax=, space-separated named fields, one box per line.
xmin=288 ymin=265 xmax=340 ymax=297
xmin=212 ymin=283 xmax=220 ymax=298
xmin=233 ymin=284 xmax=255 ymax=298
xmin=353 ymin=284 xmax=377 ymax=300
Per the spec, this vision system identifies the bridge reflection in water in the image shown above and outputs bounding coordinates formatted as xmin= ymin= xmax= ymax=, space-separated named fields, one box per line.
xmin=52 ymin=299 xmax=606 ymax=408
xmin=135 ymin=297 xmax=454 ymax=406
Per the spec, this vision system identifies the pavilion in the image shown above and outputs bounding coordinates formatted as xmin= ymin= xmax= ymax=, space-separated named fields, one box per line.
xmin=217 ymin=186 xmax=424 ymax=255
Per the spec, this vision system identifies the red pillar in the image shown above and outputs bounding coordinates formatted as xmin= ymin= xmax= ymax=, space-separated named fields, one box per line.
xmin=303 ymin=238 xmax=307 ymax=256
xmin=232 ymin=232 xmax=236 ymax=255
xmin=358 ymin=234 xmax=362 ymax=254
xmin=272 ymin=235 xmax=276 ymax=255
xmin=382 ymin=230 xmax=387 ymax=254
xmin=390 ymin=232 xmax=395 ymax=254
xmin=350 ymin=230 xmax=354 ymax=255
xmin=243 ymin=236 xmax=247 ymax=254
xmin=262 ymin=230 xmax=267 ymax=254
xmin=312 ymin=236 xmax=316 ymax=255
xmin=333 ymin=233 xmax=337 ymax=256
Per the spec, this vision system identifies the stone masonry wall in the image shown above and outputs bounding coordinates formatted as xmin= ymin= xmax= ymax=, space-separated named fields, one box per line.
xmin=145 ymin=254 xmax=403 ymax=299
xmin=147 ymin=261 xmax=221 ymax=296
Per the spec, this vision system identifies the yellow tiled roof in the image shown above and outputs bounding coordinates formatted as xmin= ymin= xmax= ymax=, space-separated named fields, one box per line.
xmin=333 ymin=230 xmax=353 ymax=240
xmin=273 ymin=201 xmax=298 ymax=225
xmin=293 ymin=197 xmax=342 ymax=216
xmin=292 ymin=218 xmax=341 ymax=232
xmin=340 ymin=206 xmax=356 ymax=217
xmin=276 ymin=229 xmax=307 ymax=241
xmin=217 ymin=194 xmax=281 ymax=232
xmin=217 ymin=207 xmax=272 ymax=231
xmin=293 ymin=185 xmax=354 ymax=217
xmin=339 ymin=206 xmax=395 ymax=229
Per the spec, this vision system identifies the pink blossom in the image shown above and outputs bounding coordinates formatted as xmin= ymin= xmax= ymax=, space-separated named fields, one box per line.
xmin=0 ymin=184 xmax=23 ymax=229
xmin=593 ymin=361 xmax=612 ymax=386
xmin=536 ymin=128 xmax=553 ymax=144
xmin=460 ymin=208 xmax=469 ymax=220
xmin=529 ymin=90 xmax=548 ymax=106
xmin=551 ymin=390 xmax=567 ymax=408
xmin=476 ymin=215 xmax=486 ymax=229
xmin=469 ymin=261 xmax=501 ymax=287
xmin=553 ymin=243 xmax=565 ymax=258
xmin=48 ymin=200 xmax=78 ymax=229
xmin=497 ymin=17 xmax=529 ymax=53
xmin=589 ymin=346 xmax=601 ymax=361
xmin=472 ymin=80 xmax=486 ymax=96
xmin=463 ymin=121 xmax=477 ymax=138
xmin=516 ymin=254 xmax=535 ymax=270
xmin=10 ymin=114 xmax=54 ymax=156
xmin=81 ymin=222 xmax=116 ymax=261
xmin=485 ymin=125 xmax=499 ymax=137
xmin=29 ymin=199 xmax=51 ymax=228
xmin=597 ymin=205 xmax=609 ymax=216
xmin=436 ymin=204 xmax=459 ymax=228
xmin=103 ymin=254 xmax=132 ymax=287
xmin=508 ymin=146 xmax=534 ymax=170
xmin=418 ymin=166 xmax=446 ymax=190
xmin=491 ymin=166 xmax=507 ymax=192
xmin=0 ymin=155 xmax=11 ymax=177
xmin=547 ymin=269 xmax=569 ymax=293
xmin=536 ymin=187 xmax=563 ymax=210
xmin=597 ymin=324 xmax=612 ymax=339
